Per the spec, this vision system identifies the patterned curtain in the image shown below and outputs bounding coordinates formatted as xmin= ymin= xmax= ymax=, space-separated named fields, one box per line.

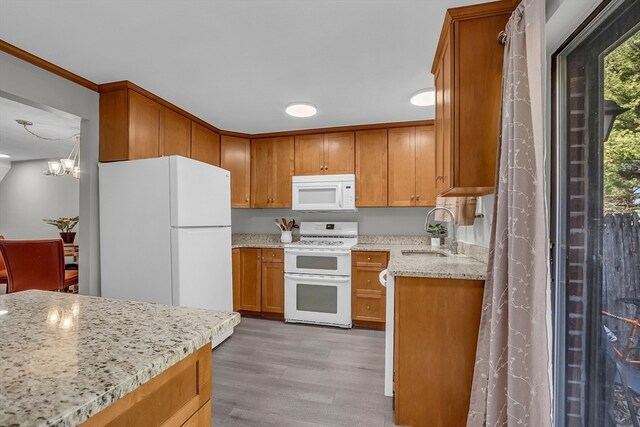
xmin=466 ymin=1 xmax=553 ymax=426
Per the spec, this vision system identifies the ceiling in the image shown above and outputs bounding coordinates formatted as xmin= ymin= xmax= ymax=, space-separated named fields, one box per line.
xmin=0 ymin=0 xmax=486 ymax=134
xmin=0 ymin=96 xmax=80 ymax=162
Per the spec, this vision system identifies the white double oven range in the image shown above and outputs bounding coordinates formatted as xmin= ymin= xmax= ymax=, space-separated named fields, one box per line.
xmin=284 ymin=222 xmax=358 ymax=328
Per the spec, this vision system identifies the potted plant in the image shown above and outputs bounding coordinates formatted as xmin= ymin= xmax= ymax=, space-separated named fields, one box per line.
xmin=426 ymin=223 xmax=448 ymax=247
xmin=43 ymin=216 xmax=79 ymax=244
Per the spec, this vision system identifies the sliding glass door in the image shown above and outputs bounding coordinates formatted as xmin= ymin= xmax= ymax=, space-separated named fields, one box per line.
xmin=553 ymin=1 xmax=640 ymax=426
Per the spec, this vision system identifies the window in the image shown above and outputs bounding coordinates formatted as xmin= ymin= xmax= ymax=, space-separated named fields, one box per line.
xmin=553 ymin=1 xmax=640 ymax=426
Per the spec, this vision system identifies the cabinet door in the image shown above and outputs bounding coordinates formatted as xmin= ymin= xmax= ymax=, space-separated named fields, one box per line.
xmin=270 ymin=136 xmax=294 ymax=208
xmin=261 ymin=261 xmax=284 ymax=314
xmin=435 ymin=30 xmax=453 ymax=195
xmin=239 ymin=248 xmax=261 ymax=312
xmin=323 ymin=132 xmax=354 ymax=175
xmin=251 ymin=138 xmax=272 ymax=208
xmin=190 ymin=122 xmax=220 ymax=166
xmin=388 ymin=127 xmax=416 ymax=206
xmin=232 ymin=248 xmax=241 ymax=311
xmin=221 ymin=135 xmax=251 ymax=208
xmin=294 ymin=134 xmax=324 ymax=175
xmin=128 ymin=90 xmax=160 ymax=160
xmin=394 ymin=277 xmax=484 ymax=427
xmin=160 ymin=107 xmax=191 ymax=157
xmin=415 ymin=125 xmax=437 ymax=206
xmin=355 ymin=129 xmax=388 ymax=207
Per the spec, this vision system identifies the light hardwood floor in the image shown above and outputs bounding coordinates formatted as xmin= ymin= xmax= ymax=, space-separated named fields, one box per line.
xmin=211 ymin=317 xmax=398 ymax=427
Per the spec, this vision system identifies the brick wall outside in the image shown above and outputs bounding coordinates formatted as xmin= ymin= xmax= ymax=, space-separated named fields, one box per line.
xmin=564 ymin=62 xmax=589 ymax=427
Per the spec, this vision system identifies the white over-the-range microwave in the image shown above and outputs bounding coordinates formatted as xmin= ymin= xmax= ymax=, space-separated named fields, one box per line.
xmin=291 ymin=174 xmax=356 ymax=212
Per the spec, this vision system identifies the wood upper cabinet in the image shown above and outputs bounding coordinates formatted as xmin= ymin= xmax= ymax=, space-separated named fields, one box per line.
xmin=294 ymin=132 xmax=354 ymax=175
xmin=191 ymin=122 xmax=220 ymax=166
xmin=99 ymin=84 xmax=219 ymax=164
xmin=388 ymin=126 xmax=436 ymax=206
xmin=431 ymin=0 xmax=517 ymax=196
xmin=415 ymin=126 xmax=437 ymax=206
xmin=294 ymin=134 xmax=324 ymax=175
xmin=394 ymin=276 xmax=484 ymax=427
xmin=221 ymin=135 xmax=251 ymax=208
xmin=160 ymin=107 xmax=191 ymax=157
xmin=238 ymin=248 xmax=262 ymax=312
xmin=355 ymin=129 xmax=388 ymax=207
xmin=251 ymin=137 xmax=294 ymax=208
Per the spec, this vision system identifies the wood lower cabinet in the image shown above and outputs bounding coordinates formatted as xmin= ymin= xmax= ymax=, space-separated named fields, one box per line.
xmin=432 ymin=0 xmax=517 ymax=196
xmin=294 ymin=132 xmax=354 ymax=175
xmin=355 ymin=129 xmax=388 ymax=207
xmin=393 ymin=276 xmax=484 ymax=427
xmin=388 ymin=125 xmax=437 ymax=206
xmin=221 ymin=135 xmax=251 ymax=208
xmin=232 ymin=248 xmax=284 ymax=317
xmin=251 ymin=137 xmax=294 ymax=208
xmin=351 ymin=251 xmax=388 ymax=327
xmin=232 ymin=248 xmax=241 ymax=311
xmin=237 ymin=248 xmax=262 ymax=312
xmin=80 ymin=343 xmax=211 ymax=427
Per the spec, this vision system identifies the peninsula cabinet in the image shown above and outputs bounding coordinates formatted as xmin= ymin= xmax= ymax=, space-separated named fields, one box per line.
xmin=251 ymin=137 xmax=294 ymax=208
xmin=232 ymin=248 xmax=284 ymax=317
xmin=431 ymin=0 xmax=517 ymax=196
xmin=394 ymin=276 xmax=484 ymax=427
xmin=388 ymin=125 xmax=437 ymax=207
xmin=221 ymin=135 xmax=251 ymax=207
xmin=355 ymin=129 xmax=388 ymax=207
xmin=294 ymin=132 xmax=355 ymax=175
xmin=191 ymin=122 xmax=220 ymax=166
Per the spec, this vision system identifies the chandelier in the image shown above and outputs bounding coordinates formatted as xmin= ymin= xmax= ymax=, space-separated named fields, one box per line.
xmin=16 ymin=119 xmax=80 ymax=179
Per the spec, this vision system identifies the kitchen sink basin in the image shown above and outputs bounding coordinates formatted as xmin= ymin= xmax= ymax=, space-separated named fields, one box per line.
xmin=401 ymin=250 xmax=448 ymax=257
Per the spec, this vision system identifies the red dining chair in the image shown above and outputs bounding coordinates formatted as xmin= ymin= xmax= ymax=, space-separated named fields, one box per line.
xmin=0 ymin=235 xmax=7 ymax=289
xmin=0 ymin=239 xmax=71 ymax=293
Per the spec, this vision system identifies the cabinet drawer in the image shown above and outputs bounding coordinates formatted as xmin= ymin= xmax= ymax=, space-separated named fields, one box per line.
xmin=261 ymin=248 xmax=284 ymax=263
xmin=352 ymin=268 xmax=386 ymax=293
xmin=352 ymin=251 xmax=388 ymax=268
xmin=352 ymin=292 xmax=385 ymax=323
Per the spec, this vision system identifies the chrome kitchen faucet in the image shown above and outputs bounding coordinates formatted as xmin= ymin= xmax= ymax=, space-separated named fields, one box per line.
xmin=425 ymin=207 xmax=458 ymax=254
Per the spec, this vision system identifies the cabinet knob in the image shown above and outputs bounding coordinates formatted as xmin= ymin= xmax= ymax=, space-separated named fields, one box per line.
xmin=410 ymin=195 xmax=414 ymax=200
xmin=272 ymin=253 xmax=275 ymax=257
xmin=367 ymin=279 xmax=371 ymax=284
xmin=367 ymin=305 xmax=371 ymax=310
xmin=416 ymin=195 xmax=420 ymax=200
xmin=367 ymin=257 xmax=371 ymax=261
xmin=245 ymin=198 xmax=249 ymax=202
xmin=257 ymin=256 xmax=261 ymax=259
xmin=325 ymin=165 xmax=328 ymax=170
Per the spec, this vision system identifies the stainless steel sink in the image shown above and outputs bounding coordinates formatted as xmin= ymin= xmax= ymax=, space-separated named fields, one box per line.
xmin=401 ymin=250 xmax=448 ymax=257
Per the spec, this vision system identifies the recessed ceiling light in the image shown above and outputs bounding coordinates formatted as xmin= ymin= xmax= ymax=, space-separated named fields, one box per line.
xmin=410 ymin=89 xmax=435 ymax=107
xmin=285 ymin=103 xmax=317 ymax=118
xmin=0 ymin=154 xmax=10 ymax=159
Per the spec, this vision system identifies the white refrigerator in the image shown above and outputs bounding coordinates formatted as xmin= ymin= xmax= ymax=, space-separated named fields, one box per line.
xmin=99 ymin=156 xmax=234 ymax=347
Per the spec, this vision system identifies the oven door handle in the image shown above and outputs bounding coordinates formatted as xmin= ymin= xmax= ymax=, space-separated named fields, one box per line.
xmin=285 ymin=249 xmax=351 ymax=256
xmin=285 ymin=273 xmax=350 ymax=283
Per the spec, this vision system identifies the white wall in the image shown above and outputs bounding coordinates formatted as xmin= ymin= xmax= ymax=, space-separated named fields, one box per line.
xmin=0 ymin=51 xmax=100 ymax=296
xmin=0 ymin=160 xmax=79 ymax=239
xmin=232 ymin=193 xmax=495 ymax=247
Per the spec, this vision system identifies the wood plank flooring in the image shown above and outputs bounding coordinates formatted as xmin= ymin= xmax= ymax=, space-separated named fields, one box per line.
xmin=211 ymin=317 xmax=398 ymax=427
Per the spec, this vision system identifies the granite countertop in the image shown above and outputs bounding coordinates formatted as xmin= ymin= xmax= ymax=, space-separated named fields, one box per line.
xmin=0 ymin=290 xmax=240 ymax=427
xmin=233 ymin=233 xmax=488 ymax=281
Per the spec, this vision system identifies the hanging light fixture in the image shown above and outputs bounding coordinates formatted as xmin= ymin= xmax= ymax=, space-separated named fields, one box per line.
xmin=16 ymin=119 xmax=80 ymax=179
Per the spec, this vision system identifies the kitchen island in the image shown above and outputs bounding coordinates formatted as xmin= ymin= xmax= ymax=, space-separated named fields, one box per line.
xmin=0 ymin=290 xmax=240 ymax=426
